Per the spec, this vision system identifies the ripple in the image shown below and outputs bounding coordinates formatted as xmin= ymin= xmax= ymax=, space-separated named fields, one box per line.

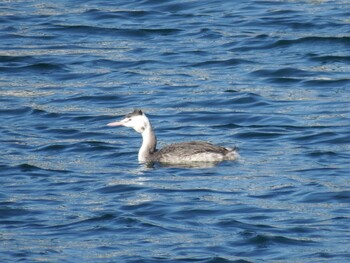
xmin=190 ymin=58 xmax=251 ymax=68
xmin=96 ymin=184 xmax=144 ymax=194
xmin=0 ymin=106 xmax=32 ymax=116
xmin=302 ymin=191 xmax=350 ymax=204
xmin=246 ymin=233 xmax=316 ymax=246
xmin=307 ymin=54 xmax=350 ymax=64
xmin=46 ymin=24 xmax=182 ymax=39
xmin=83 ymin=8 xmax=156 ymax=21
xmin=302 ymin=78 xmax=350 ymax=88
xmin=251 ymin=67 xmax=313 ymax=78
xmin=292 ymin=130 xmax=350 ymax=145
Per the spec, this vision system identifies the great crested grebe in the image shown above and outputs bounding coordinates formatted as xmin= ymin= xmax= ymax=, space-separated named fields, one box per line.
xmin=107 ymin=109 xmax=238 ymax=164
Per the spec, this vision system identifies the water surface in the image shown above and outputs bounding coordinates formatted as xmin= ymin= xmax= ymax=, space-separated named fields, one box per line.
xmin=1 ymin=0 xmax=350 ymax=262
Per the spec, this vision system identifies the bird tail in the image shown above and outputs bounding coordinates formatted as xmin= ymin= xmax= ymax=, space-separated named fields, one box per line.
xmin=224 ymin=146 xmax=239 ymax=160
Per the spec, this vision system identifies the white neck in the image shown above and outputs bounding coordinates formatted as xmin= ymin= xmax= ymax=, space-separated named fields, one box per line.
xmin=138 ymin=121 xmax=157 ymax=162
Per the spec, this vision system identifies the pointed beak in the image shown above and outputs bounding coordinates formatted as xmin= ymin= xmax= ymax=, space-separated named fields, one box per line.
xmin=107 ymin=120 xmax=124 ymax=127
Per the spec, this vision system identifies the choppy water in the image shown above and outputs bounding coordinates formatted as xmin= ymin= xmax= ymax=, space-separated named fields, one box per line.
xmin=1 ymin=0 xmax=350 ymax=262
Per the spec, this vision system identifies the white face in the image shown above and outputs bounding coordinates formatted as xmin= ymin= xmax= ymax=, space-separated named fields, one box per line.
xmin=122 ymin=115 xmax=147 ymax=133
xmin=107 ymin=114 xmax=147 ymax=134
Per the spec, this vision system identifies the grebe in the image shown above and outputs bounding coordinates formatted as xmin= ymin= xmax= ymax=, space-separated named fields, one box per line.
xmin=107 ymin=109 xmax=238 ymax=164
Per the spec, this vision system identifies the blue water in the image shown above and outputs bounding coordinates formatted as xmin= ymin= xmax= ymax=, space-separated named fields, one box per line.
xmin=1 ymin=0 xmax=350 ymax=262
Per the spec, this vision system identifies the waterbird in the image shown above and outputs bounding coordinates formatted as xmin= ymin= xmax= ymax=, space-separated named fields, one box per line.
xmin=107 ymin=109 xmax=238 ymax=164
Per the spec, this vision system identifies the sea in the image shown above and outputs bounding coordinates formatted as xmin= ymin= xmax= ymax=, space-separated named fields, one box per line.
xmin=1 ymin=0 xmax=350 ymax=262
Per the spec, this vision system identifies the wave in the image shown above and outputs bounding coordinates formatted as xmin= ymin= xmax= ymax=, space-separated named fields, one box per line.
xmin=45 ymin=24 xmax=182 ymax=39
